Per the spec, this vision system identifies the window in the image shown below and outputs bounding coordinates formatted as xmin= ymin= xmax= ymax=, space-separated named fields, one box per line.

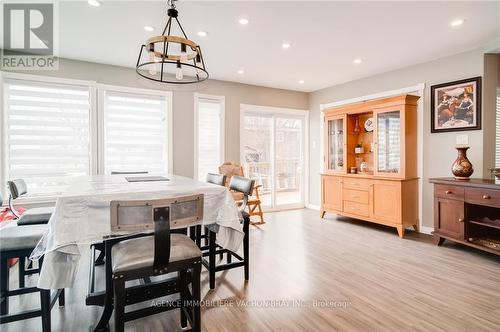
xmin=2 ymin=79 xmax=91 ymax=197
xmin=194 ymin=95 xmax=224 ymax=181
xmin=0 ymin=75 xmax=172 ymax=200
xmin=101 ymin=88 xmax=170 ymax=175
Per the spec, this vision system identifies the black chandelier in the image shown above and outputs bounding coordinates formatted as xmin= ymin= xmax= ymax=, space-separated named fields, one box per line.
xmin=136 ymin=0 xmax=209 ymax=84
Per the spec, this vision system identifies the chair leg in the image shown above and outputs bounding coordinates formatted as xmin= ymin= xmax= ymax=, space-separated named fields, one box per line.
xmin=195 ymin=225 xmax=202 ymax=248
xmin=208 ymin=230 xmax=216 ymax=290
xmin=18 ymin=256 xmax=25 ymax=288
xmin=58 ymin=289 xmax=65 ymax=307
xmin=243 ymin=216 xmax=250 ymax=281
xmin=179 ymin=270 xmax=188 ymax=328
xmin=0 ymin=256 xmax=9 ymax=315
xmin=113 ymin=278 xmax=126 ymax=332
xmin=40 ymin=289 xmax=51 ymax=332
xmin=192 ymin=263 xmax=201 ymax=332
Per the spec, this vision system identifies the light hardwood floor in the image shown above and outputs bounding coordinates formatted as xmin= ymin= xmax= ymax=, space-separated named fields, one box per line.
xmin=3 ymin=209 xmax=500 ymax=331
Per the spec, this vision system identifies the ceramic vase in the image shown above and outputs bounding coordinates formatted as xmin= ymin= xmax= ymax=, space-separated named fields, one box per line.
xmin=452 ymin=147 xmax=473 ymax=180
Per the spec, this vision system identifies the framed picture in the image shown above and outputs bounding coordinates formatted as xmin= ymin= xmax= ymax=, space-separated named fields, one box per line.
xmin=430 ymin=76 xmax=481 ymax=133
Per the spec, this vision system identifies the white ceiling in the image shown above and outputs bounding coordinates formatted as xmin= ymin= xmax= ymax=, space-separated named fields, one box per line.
xmin=9 ymin=1 xmax=500 ymax=92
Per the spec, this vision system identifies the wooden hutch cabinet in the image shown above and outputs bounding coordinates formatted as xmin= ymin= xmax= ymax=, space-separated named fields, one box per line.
xmin=320 ymin=94 xmax=420 ymax=238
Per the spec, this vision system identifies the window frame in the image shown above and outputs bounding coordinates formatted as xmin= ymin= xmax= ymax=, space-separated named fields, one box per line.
xmin=0 ymin=72 xmax=97 ymax=204
xmin=193 ymin=93 xmax=225 ymax=181
xmin=0 ymin=72 xmax=173 ymax=204
xmin=97 ymin=84 xmax=173 ymax=176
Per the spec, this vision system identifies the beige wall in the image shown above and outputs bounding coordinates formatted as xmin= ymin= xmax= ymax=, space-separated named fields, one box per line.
xmin=2 ymin=58 xmax=309 ymax=178
xmin=308 ymin=49 xmax=487 ymax=229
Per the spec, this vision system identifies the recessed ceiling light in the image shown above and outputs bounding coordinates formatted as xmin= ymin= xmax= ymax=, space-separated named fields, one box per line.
xmin=239 ymin=18 xmax=249 ymax=25
xmin=353 ymin=58 xmax=362 ymax=64
xmin=197 ymin=31 xmax=208 ymax=37
xmin=144 ymin=26 xmax=155 ymax=32
xmin=298 ymin=80 xmax=305 ymax=84
xmin=237 ymin=69 xmax=245 ymax=74
xmin=87 ymin=0 xmax=101 ymax=7
xmin=282 ymin=42 xmax=291 ymax=49
xmin=450 ymin=18 xmax=465 ymax=27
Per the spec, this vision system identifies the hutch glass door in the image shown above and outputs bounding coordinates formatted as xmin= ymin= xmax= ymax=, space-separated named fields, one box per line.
xmin=375 ymin=110 xmax=401 ymax=175
xmin=327 ymin=117 xmax=345 ymax=172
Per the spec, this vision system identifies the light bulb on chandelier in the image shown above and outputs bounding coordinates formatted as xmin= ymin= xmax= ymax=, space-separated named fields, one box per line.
xmin=176 ymin=60 xmax=183 ymax=80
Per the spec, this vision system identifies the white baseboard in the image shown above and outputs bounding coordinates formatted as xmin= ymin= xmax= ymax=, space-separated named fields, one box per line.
xmin=419 ymin=226 xmax=433 ymax=235
xmin=306 ymin=204 xmax=320 ymax=211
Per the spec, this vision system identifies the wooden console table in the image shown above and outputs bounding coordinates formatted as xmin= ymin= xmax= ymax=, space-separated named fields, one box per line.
xmin=430 ymin=177 xmax=500 ymax=255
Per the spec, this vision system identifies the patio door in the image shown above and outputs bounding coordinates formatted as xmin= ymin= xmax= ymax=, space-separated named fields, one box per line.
xmin=240 ymin=105 xmax=308 ymax=210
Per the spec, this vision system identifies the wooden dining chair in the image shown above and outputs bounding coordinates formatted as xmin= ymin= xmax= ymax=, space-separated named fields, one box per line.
xmin=201 ymin=175 xmax=252 ymax=289
xmin=106 ymin=194 xmax=203 ymax=332
xmin=7 ymin=179 xmax=53 ymax=225
xmin=218 ymin=162 xmax=265 ymax=225
xmin=0 ymin=224 xmax=65 ymax=332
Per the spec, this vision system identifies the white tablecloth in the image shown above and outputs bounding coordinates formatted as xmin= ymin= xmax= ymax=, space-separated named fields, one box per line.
xmin=33 ymin=175 xmax=243 ymax=289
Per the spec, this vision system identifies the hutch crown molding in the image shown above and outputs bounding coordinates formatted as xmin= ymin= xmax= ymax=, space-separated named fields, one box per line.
xmin=320 ymin=94 xmax=420 ymax=237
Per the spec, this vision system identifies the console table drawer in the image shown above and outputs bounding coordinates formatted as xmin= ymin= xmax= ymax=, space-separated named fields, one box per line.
xmin=465 ymin=188 xmax=500 ymax=208
xmin=343 ymin=200 xmax=369 ymax=217
xmin=434 ymin=184 xmax=464 ymax=200
xmin=342 ymin=178 xmax=371 ymax=191
xmin=343 ymin=188 xmax=369 ymax=204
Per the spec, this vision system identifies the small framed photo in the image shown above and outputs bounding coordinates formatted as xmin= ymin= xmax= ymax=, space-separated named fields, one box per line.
xmin=431 ymin=77 xmax=481 ymax=133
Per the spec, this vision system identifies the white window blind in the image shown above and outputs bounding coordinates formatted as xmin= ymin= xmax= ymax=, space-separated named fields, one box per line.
xmin=196 ymin=98 xmax=223 ymax=181
xmin=3 ymin=79 xmax=91 ymax=197
xmin=102 ymin=90 xmax=169 ymax=175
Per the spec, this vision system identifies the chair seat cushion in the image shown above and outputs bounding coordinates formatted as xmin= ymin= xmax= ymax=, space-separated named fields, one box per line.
xmin=0 ymin=224 xmax=48 ymax=251
xmin=17 ymin=206 xmax=54 ymax=226
xmin=112 ymin=234 xmax=202 ymax=273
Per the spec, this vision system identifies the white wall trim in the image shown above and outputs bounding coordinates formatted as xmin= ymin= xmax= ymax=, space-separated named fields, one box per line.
xmin=318 ymin=83 xmax=426 ymax=233
xmin=420 ymin=226 xmax=434 ymax=235
xmin=193 ymin=93 xmax=225 ymax=180
xmin=306 ymin=204 xmax=320 ymax=211
xmin=241 ymin=103 xmax=309 ymax=116
xmin=0 ymin=71 xmax=96 ymax=87
xmin=319 ymin=83 xmax=426 ymax=110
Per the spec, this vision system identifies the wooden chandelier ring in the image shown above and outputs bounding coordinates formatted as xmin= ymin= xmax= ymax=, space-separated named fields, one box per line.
xmin=151 ymin=51 xmax=197 ymax=61
xmin=146 ymin=35 xmax=198 ymax=49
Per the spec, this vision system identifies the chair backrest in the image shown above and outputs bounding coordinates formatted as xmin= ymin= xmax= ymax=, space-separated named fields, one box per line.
xmin=110 ymin=194 xmax=203 ymax=270
xmin=219 ymin=162 xmax=244 ymax=187
xmin=7 ymin=179 xmax=28 ymax=200
xmin=110 ymin=194 xmax=204 ymax=232
xmin=111 ymin=171 xmax=149 ymax=175
xmin=229 ymin=176 xmax=255 ymax=211
xmin=206 ymin=173 xmax=226 ymax=186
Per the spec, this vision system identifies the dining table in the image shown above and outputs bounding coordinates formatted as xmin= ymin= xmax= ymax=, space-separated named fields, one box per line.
xmin=30 ymin=174 xmax=244 ymax=330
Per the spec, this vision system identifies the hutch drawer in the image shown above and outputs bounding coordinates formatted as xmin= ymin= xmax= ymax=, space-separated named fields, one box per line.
xmin=465 ymin=188 xmax=500 ymax=208
xmin=434 ymin=184 xmax=464 ymax=201
xmin=342 ymin=188 xmax=369 ymax=204
xmin=342 ymin=178 xmax=371 ymax=191
xmin=343 ymin=200 xmax=370 ymax=217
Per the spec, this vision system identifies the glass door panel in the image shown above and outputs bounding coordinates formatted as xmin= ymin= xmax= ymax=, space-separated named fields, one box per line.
xmin=327 ymin=117 xmax=344 ymax=172
xmin=376 ymin=110 xmax=401 ymax=175
xmin=275 ymin=117 xmax=303 ymax=206
xmin=242 ymin=114 xmax=273 ymax=207
xmin=241 ymin=111 xmax=306 ymax=209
